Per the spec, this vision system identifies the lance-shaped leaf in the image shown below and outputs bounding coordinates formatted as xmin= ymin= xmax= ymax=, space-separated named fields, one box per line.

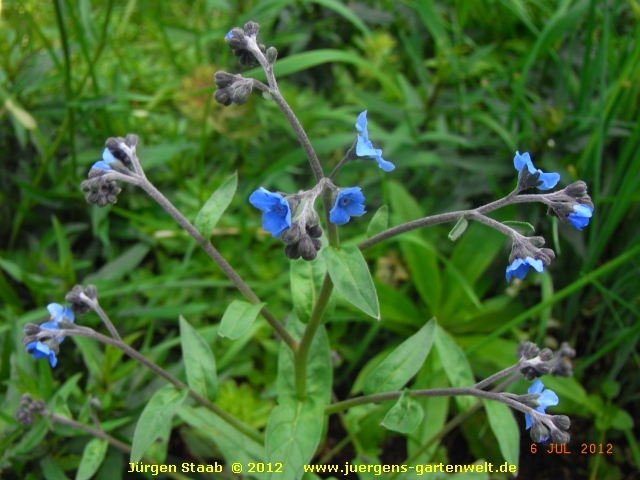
xmin=483 ymin=399 xmax=519 ymax=471
xmin=75 ymin=438 xmax=108 ymax=480
xmin=367 ymin=205 xmax=388 ymax=238
xmin=265 ymin=314 xmax=331 ymax=480
xmin=363 ymin=318 xmax=436 ymax=395
xmin=218 ymin=300 xmax=265 ymax=340
xmin=448 ymin=216 xmax=468 ymax=241
xmin=323 ymin=244 xmax=379 ymax=320
xmin=382 ymin=389 xmax=424 ymax=434
xmin=434 ymin=326 xmax=476 ymax=411
xmin=180 ymin=315 xmax=218 ymax=401
xmin=131 ymin=385 xmax=187 ymax=463
xmin=194 ymin=172 xmax=237 ymax=238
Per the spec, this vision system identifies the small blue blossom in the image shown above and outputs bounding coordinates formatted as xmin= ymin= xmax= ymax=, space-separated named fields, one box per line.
xmin=506 ymin=256 xmax=544 ymax=282
xmin=90 ymin=148 xmax=118 ymax=171
xmin=514 ymin=151 xmax=560 ymax=190
xmin=225 ymin=30 xmax=234 ymax=39
xmin=330 ymin=187 xmax=366 ymax=225
xmin=355 ymin=111 xmax=394 ymax=172
xmin=525 ymin=379 xmax=559 ymax=433
xmin=25 ymin=342 xmax=57 ymax=368
xmin=567 ymin=204 xmax=593 ymax=230
xmin=41 ymin=303 xmax=74 ymax=343
xmin=249 ymin=187 xmax=292 ymax=238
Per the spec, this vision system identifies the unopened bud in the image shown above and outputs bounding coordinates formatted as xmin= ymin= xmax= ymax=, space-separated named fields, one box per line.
xmin=243 ymin=21 xmax=260 ymax=37
xmin=266 ymin=46 xmax=278 ymax=64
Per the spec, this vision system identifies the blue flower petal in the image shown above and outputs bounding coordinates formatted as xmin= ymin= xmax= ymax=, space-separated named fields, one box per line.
xmin=46 ymin=303 xmax=74 ymax=323
xmin=354 ymin=111 xmax=395 ymax=172
xmin=249 ymin=187 xmax=292 ymax=237
xmin=102 ymin=148 xmax=117 ymax=163
xmin=525 ymin=380 xmax=558 ymax=431
xmin=91 ymin=160 xmax=113 ymax=171
xmin=568 ymin=204 xmax=593 ymax=230
xmin=225 ymin=30 xmax=234 ymax=39
xmin=514 ymin=151 xmax=535 ymax=174
xmin=506 ymin=256 xmax=544 ymax=282
xmin=330 ymin=187 xmax=366 ymax=225
xmin=26 ymin=341 xmax=57 ymax=368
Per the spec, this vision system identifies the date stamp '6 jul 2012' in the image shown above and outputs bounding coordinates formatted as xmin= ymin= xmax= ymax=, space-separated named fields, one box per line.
xmin=531 ymin=443 xmax=614 ymax=454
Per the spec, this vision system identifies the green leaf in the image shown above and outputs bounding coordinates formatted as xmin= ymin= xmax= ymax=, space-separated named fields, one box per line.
xmin=434 ymin=326 xmax=476 ymax=411
xmin=265 ymin=314 xmax=332 ymax=480
xmin=448 ymin=216 xmax=468 ymax=241
xmin=482 ymin=399 xmax=519 ymax=470
xmin=178 ymin=405 xmax=266 ymax=470
xmin=382 ymin=389 xmax=424 ymax=434
xmin=40 ymin=455 xmax=70 ymax=480
xmin=131 ymin=385 xmax=187 ymax=463
xmin=218 ymin=300 xmax=264 ymax=340
xmin=180 ymin=316 xmax=218 ymax=401
xmin=266 ymin=398 xmax=325 ymax=480
xmin=4 ymin=97 xmax=37 ymax=130
xmin=323 ymin=244 xmax=379 ymax=320
xmin=76 ymin=438 xmax=109 ymax=480
xmin=502 ymin=220 xmax=535 ymax=234
xmin=366 ymin=206 xmax=389 ymax=238
xmin=194 ymin=173 xmax=237 ymax=238
xmin=290 ymin=257 xmax=327 ymax=323
xmin=363 ymin=319 xmax=436 ymax=395
xmin=84 ymin=243 xmax=150 ymax=283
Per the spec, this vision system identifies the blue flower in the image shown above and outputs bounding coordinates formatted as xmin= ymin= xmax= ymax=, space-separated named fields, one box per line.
xmin=41 ymin=303 xmax=74 ymax=342
xmin=25 ymin=341 xmax=57 ymax=368
xmin=506 ymin=256 xmax=544 ymax=282
xmin=567 ymin=204 xmax=593 ymax=230
xmin=90 ymin=148 xmax=118 ymax=171
xmin=330 ymin=187 xmax=366 ymax=225
xmin=225 ymin=30 xmax=233 ymax=39
xmin=525 ymin=380 xmax=559 ymax=433
xmin=355 ymin=111 xmax=394 ymax=172
xmin=514 ymin=151 xmax=560 ymax=190
xmin=249 ymin=187 xmax=292 ymax=238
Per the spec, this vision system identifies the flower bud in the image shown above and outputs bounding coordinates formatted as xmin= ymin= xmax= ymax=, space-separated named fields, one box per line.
xmin=243 ymin=21 xmax=260 ymax=37
xmin=565 ymin=181 xmax=588 ymax=198
xmin=551 ymin=415 xmax=571 ymax=431
xmin=214 ymin=88 xmax=232 ymax=106
xmin=284 ymin=243 xmax=301 ymax=260
xmin=298 ymin=235 xmax=318 ymax=261
xmin=224 ymin=27 xmax=247 ymax=49
xmin=281 ymin=223 xmax=303 ymax=245
xmin=539 ymin=348 xmax=553 ymax=361
xmin=550 ymin=429 xmax=570 ymax=444
xmin=530 ymin=422 xmax=550 ymax=443
xmin=517 ymin=341 xmax=540 ymax=360
xmin=266 ymin=46 xmax=278 ymax=64
xmin=24 ymin=323 xmax=41 ymax=336
xmin=230 ymin=81 xmax=253 ymax=105
xmin=214 ymin=71 xmax=239 ymax=89
xmin=307 ymin=224 xmax=322 ymax=239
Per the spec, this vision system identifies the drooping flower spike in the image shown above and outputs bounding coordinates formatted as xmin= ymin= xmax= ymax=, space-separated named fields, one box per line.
xmin=330 ymin=187 xmax=366 ymax=225
xmin=355 ymin=111 xmax=395 ymax=172
xmin=514 ymin=151 xmax=560 ymax=190
xmin=249 ymin=187 xmax=292 ymax=238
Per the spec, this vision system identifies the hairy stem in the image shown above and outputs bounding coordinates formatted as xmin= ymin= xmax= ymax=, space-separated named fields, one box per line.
xmin=64 ymin=326 xmax=264 ymax=444
xmin=138 ymin=178 xmax=297 ymax=351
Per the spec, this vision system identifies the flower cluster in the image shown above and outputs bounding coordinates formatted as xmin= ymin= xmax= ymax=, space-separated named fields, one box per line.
xmin=548 ymin=180 xmax=594 ymax=230
xmin=506 ymin=236 xmax=555 ymax=282
xmin=247 ymin=112 xmax=392 ymax=261
xmin=81 ymin=135 xmax=139 ymax=207
xmin=23 ymin=303 xmax=75 ymax=367
xmin=14 ymin=394 xmax=46 ymax=427
xmin=224 ymin=21 xmax=265 ymax=67
xmin=514 ymin=151 xmax=559 ymax=191
xmin=523 ymin=380 xmax=571 ymax=443
xmin=213 ymin=71 xmax=254 ymax=106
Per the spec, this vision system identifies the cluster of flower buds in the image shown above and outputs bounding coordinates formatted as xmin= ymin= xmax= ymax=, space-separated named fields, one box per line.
xmin=516 ymin=341 xmax=576 ymax=380
xmin=81 ymin=135 xmax=139 ymax=207
xmin=506 ymin=236 xmax=556 ymax=282
xmin=213 ymin=71 xmax=254 ymax=106
xmin=547 ymin=181 xmax=594 ymax=230
xmin=282 ymin=212 xmax=323 ymax=261
xmin=65 ymin=284 xmax=98 ymax=315
xmin=514 ymin=378 xmax=571 ymax=444
xmin=224 ymin=21 xmax=265 ymax=67
xmin=14 ymin=394 xmax=46 ymax=427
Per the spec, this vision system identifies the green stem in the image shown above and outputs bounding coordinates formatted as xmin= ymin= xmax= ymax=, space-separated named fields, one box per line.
xmin=294 ymin=272 xmax=334 ymax=399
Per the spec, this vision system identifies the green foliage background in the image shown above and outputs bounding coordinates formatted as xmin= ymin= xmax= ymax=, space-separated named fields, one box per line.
xmin=1 ymin=0 xmax=638 ymax=478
